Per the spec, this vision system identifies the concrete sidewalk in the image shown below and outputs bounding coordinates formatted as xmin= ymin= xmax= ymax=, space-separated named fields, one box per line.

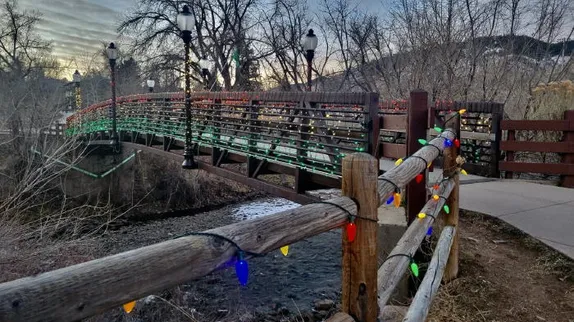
xmin=380 ymin=158 xmax=574 ymax=259
xmin=458 ymin=180 xmax=574 ymax=259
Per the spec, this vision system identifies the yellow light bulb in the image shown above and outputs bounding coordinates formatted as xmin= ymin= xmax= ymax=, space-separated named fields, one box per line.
xmin=280 ymin=245 xmax=289 ymax=256
xmin=393 ymin=192 xmax=401 ymax=208
xmin=432 ymin=194 xmax=439 ymax=201
xmin=123 ymin=301 xmax=136 ymax=313
xmin=395 ymin=158 xmax=403 ymax=166
xmin=418 ymin=213 xmax=426 ymax=219
xmin=461 ymin=169 xmax=468 ymax=175
xmin=459 ymin=109 xmax=467 ymax=114
xmin=427 ymin=162 xmax=432 ymax=168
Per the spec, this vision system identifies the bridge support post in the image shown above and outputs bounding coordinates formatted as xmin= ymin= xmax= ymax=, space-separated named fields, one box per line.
xmin=341 ymin=153 xmax=379 ymax=322
xmin=295 ymin=101 xmax=312 ymax=193
xmin=561 ymin=110 xmax=574 ymax=188
xmin=406 ymin=90 xmax=429 ymax=224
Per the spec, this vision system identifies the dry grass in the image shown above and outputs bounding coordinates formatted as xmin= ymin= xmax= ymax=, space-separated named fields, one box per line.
xmin=428 ymin=211 xmax=574 ymax=322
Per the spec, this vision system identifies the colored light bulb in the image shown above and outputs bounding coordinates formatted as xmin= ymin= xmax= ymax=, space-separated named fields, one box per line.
xmin=280 ymin=245 xmax=289 ymax=256
xmin=123 ymin=301 xmax=136 ymax=313
xmin=410 ymin=262 xmax=419 ymax=277
xmin=433 ymin=184 xmax=439 ymax=190
xmin=460 ymin=169 xmax=468 ymax=175
xmin=235 ymin=252 xmax=249 ymax=286
xmin=395 ymin=158 xmax=403 ymax=166
xmin=434 ymin=126 xmax=443 ymax=133
xmin=393 ymin=192 xmax=401 ymax=208
xmin=443 ymin=205 xmax=450 ymax=214
xmin=415 ymin=173 xmax=423 ymax=183
xmin=346 ymin=220 xmax=357 ymax=242
xmin=418 ymin=139 xmax=427 ymax=145
xmin=454 ymin=139 xmax=460 ymax=148
xmin=444 ymin=139 xmax=453 ymax=147
xmin=418 ymin=213 xmax=426 ymax=219
xmin=459 ymin=109 xmax=466 ymax=114
xmin=432 ymin=194 xmax=439 ymax=201
xmin=386 ymin=195 xmax=394 ymax=205
xmin=427 ymin=162 xmax=432 ymax=168
xmin=426 ymin=227 xmax=433 ymax=236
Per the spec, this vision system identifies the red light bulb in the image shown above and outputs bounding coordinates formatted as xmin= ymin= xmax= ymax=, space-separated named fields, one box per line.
xmin=454 ymin=139 xmax=460 ymax=148
xmin=346 ymin=221 xmax=357 ymax=242
xmin=415 ymin=173 xmax=423 ymax=183
xmin=433 ymin=184 xmax=439 ymax=190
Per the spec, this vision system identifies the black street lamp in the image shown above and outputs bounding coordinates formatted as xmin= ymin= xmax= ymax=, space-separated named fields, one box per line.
xmin=107 ymin=42 xmax=119 ymax=146
xmin=147 ymin=79 xmax=155 ymax=93
xmin=72 ymin=70 xmax=82 ymax=109
xmin=199 ymin=57 xmax=211 ymax=90
xmin=178 ymin=4 xmax=197 ymax=169
xmin=302 ymin=29 xmax=318 ymax=91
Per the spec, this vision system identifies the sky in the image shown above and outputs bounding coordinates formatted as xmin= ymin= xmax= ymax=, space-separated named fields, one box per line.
xmin=20 ymin=0 xmax=136 ymax=68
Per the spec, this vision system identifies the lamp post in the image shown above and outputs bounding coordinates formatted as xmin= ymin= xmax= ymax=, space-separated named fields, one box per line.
xmin=302 ymin=29 xmax=318 ymax=91
xmin=147 ymin=79 xmax=155 ymax=93
xmin=107 ymin=42 xmax=119 ymax=146
xmin=72 ymin=70 xmax=82 ymax=109
xmin=198 ymin=57 xmax=211 ymax=90
xmin=178 ymin=5 xmax=197 ymax=169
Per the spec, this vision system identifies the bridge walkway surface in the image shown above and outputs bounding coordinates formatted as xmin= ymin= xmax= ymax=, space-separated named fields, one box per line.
xmin=381 ymin=159 xmax=574 ymax=259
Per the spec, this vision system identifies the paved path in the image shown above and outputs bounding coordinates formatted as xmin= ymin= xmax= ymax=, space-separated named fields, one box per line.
xmin=380 ymin=159 xmax=574 ymax=259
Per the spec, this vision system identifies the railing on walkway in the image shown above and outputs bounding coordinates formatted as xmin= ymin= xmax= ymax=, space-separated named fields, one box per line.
xmin=432 ymin=100 xmax=504 ymax=177
xmin=500 ymin=110 xmax=574 ymax=187
xmin=0 ymin=105 xmax=464 ymax=322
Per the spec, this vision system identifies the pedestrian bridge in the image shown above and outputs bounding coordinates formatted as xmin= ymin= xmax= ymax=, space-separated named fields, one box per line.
xmin=65 ymin=91 xmax=504 ymax=203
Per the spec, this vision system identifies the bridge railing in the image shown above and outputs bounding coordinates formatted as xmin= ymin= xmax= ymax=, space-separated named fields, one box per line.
xmin=67 ymin=92 xmax=380 ymax=178
xmin=1 ymin=108 xmax=463 ymax=322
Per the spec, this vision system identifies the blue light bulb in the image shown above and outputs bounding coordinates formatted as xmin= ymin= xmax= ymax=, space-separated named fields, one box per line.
xmin=386 ymin=195 xmax=394 ymax=205
xmin=426 ymin=227 xmax=433 ymax=236
xmin=444 ymin=139 xmax=453 ymax=147
xmin=235 ymin=251 xmax=249 ymax=286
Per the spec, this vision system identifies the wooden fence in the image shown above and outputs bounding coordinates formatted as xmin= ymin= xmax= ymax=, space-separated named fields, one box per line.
xmin=500 ymin=110 xmax=574 ymax=187
xmin=0 ymin=102 xmax=464 ymax=322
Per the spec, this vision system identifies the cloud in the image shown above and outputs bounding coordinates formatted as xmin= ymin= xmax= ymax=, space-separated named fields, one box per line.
xmin=19 ymin=0 xmax=135 ymax=59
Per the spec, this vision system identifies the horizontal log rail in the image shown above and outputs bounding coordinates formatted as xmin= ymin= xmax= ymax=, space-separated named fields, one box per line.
xmin=377 ymin=178 xmax=455 ymax=308
xmin=403 ymin=226 xmax=457 ymax=322
xmin=0 ymin=197 xmax=358 ymax=321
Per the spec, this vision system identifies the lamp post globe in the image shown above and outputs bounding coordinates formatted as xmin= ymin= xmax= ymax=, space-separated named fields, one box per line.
xmin=198 ymin=57 xmax=211 ymax=90
xmin=178 ymin=5 xmax=197 ymax=169
xmin=107 ymin=42 xmax=119 ymax=147
xmin=73 ymin=70 xmax=81 ymax=84
xmin=146 ymin=79 xmax=155 ymax=93
xmin=302 ymin=29 xmax=318 ymax=91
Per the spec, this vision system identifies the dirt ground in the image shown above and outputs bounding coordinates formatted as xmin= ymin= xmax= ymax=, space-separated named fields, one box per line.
xmin=1 ymin=201 xmax=573 ymax=322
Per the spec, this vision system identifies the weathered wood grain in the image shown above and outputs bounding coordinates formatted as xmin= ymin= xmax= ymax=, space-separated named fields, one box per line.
xmin=0 ymin=197 xmax=357 ymax=322
xmin=443 ymin=112 xmax=460 ymax=282
xmin=326 ymin=312 xmax=356 ymax=322
xmin=402 ymin=226 xmax=457 ymax=322
xmin=377 ymin=179 xmax=455 ymax=310
xmin=341 ymin=153 xmax=379 ymax=322
xmin=377 ymin=129 xmax=456 ymax=206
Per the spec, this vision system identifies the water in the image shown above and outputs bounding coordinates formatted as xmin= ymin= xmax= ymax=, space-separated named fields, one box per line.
xmin=231 ymin=198 xmax=300 ymax=221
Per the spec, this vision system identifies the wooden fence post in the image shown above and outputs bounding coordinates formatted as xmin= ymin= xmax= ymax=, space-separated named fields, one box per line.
xmin=490 ymin=104 xmax=503 ymax=178
xmin=504 ymin=129 xmax=516 ymax=179
xmin=406 ymin=90 xmax=428 ymax=224
xmin=561 ymin=110 xmax=574 ymax=188
xmin=443 ymin=112 xmax=461 ymax=282
xmin=341 ymin=153 xmax=379 ymax=322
